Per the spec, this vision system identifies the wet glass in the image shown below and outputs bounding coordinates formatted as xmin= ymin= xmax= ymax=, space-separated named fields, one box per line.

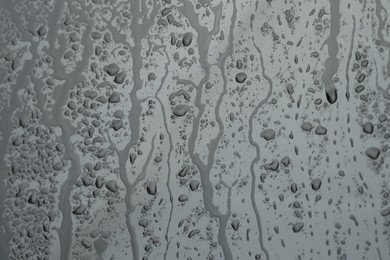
xmin=0 ymin=0 xmax=389 ymax=259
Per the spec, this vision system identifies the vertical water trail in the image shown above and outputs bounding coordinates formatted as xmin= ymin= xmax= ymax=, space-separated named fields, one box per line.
xmin=126 ymin=0 xmax=143 ymax=156
xmin=178 ymin=0 xmax=220 ymax=217
xmin=116 ymin=147 xmax=139 ymax=260
xmin=129 ymin=134 xmax=156 ymax=192
xmin=377 ymin=247 xmax=383 ymax=260
xmin=178 ymin=1 xmax=234 ymax=258
xmin=120 ymin=1 xmax=160 ymax=259
xmin=373 ymin=59 xmax=390 ymax=100
xmin=44 ymin=2 xmax=94 ymax=258
xmin=251 ymin=41 xmax=273 ymax=260
xmin=115 ymin=126 xmax=155 ymax=260
xmin=152 ymin=48 xmax=175 ymax=260
xmin=26 ymin=17 xmax=84 ymax=259
xmin=52 ymin=115 xmax=82 ymax=260
xmin=345 ymin=16 xmax=356 ymax=101
xmin=127 ymin=0 xmax=160 ymax=152
xmin=322 ymin=0 xmax=341 ymax=104
xmin=217 ymin=182 xmax=232 ymax=260
xmin=207 ymin=2 xmax=236 ymax=259
xmin=114 ymin=93 xmax=147 ymax=260
xmin=374 ymin=0 xmax=390 ymax=77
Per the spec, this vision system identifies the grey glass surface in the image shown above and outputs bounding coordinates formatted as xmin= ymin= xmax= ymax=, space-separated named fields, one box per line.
xmin=0 ymin=0 xmax=389 ymax=259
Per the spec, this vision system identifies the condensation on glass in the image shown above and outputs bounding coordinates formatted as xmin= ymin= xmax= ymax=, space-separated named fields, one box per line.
xmin=0 ymin=0 xmax=389 ymax=259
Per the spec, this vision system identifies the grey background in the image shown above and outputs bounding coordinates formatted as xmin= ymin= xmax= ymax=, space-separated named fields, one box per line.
xmin=0 ymin=0 xmax=389 ymax=259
